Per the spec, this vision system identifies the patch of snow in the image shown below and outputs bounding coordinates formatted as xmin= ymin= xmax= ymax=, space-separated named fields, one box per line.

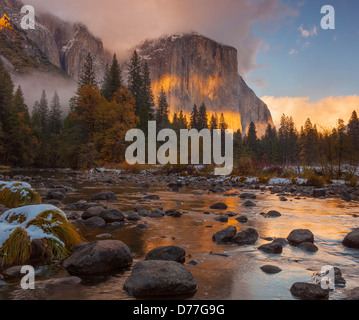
xmin=0 ymin=205 xmax=67 ymax=248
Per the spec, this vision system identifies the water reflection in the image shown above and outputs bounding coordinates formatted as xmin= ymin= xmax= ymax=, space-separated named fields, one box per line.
xmin=0 ymin=170 xmax=358 ymax=300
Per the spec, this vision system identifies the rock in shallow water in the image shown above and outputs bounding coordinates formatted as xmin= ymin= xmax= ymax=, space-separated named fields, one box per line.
xmin=290 ymin=282 xmax=329 ymax=300
xmin=298 ymin=242 xmax=318 ymax=253
xmin=91 ymin=192 xmax=117 ymax=201
xmin=145 ymin=246 xmax=186 ymax=263
xmin=210 ymin=202 xmax=228 ymax=210
xmin=287 ymin=229 xmax=314 ymax=246
xmin=212 ymin=226 xmax=237 ymax=243
xmin=232 ymin=228 xmax=258 ymax=245
xmin=63 ymin=240 xmax=132 ymax=275
xmin=260 ymin=265 xmax=282 ymax=274
xmin=342 ymin=229 xmax=359 ymax=249
xmin=258 ymin=242 xmax=283 ymax=254
xmin=123 ymin=260 xmax=197 ymax=297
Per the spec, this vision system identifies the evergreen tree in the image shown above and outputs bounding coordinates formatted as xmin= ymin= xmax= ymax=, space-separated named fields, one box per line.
xmin=209 ymin=113 xmax=219 ymax=132
xmin=197 ymin=103 xmax=208 ymax=130
xmin=79 ymin=53 xmax=97 ymax=88
xmin=299 ymin=118 xmax=320 ymax=165
xmin=38 ymin=90 xmax=49 ymax=135
xmin=49 ymin=91 xmax=62 ymax=135
xmin=127 ymin=51 xmax=144 ymax=115
xmin=142 ymin=61 xmax=155 ymax=120
xmin=0 ymin=59 xmax=14 ymax=128
xmin=102 ymin=53 xmax=123 ymax=101
xmin=347 ymin=110 xmax=359 ymax=165
xmin=244 ymin=122 xmax=259 ymax=159
xmin=190 ymin=105 xmax=199 ymax=129
xmin=262 ymin=123 xmax=280 ymax=163
xmin=278 ymin=114 xmax=300 ymax=166
xmin=6 ymin=86 xmax=36 ymax=165
xmin=156 ymin=87 xmax=170 ymax=130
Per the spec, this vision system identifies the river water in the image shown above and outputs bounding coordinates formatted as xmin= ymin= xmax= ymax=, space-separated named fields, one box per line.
xmin=0 ymin=171 xmax=358 ymax=300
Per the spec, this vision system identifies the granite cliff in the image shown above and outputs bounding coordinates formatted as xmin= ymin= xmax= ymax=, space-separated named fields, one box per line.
xmin=136 ymin=33 xmax=273 ymax=135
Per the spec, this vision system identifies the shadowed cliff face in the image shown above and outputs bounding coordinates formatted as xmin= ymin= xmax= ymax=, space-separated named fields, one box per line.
xmin=137 ymin=33 xmax=273 ymax=135
xmin=0 ymin=0 xmax=110 ymax=81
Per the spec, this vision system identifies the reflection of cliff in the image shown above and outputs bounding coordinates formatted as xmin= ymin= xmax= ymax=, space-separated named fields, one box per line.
xmin=136 ymin=33 xmax=273 ymax=135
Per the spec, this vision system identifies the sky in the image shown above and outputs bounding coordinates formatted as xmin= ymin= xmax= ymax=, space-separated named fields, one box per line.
xmin=25 ymin=0 xmax=359 ymax=129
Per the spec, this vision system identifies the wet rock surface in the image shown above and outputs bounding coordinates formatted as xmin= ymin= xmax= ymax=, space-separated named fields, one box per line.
xmin=123 ymin=260 xmax=197 ymax=297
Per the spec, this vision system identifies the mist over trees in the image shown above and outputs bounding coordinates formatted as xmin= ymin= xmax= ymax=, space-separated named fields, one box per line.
xmin=1 ymin=54 xmax=359 ymax=178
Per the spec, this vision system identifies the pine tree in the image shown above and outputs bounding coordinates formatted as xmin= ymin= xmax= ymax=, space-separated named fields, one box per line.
xmin=38 ymin=90 xmax=49 ymax=135
xmin=348 ymin=110 xmax=359 ymax=164
xmin=49 ymin=91 xmax=62 ymax=135
xmin=219 ymin=113 xmax=228 ymax=132
xmin=0 ymin=58 xmax=14 ymax=128
xmin=6 ymin=86 xmax=36 ymax=165
xmin=142 ymin=61 xmax=155 ymax=120
xmin=262 ymin=123 xmax=280 ymax=163
xmin=102 ymin=53 xmax=123 ymax=101
xmin=209 ymin=113 xmax=219 ymax=132
xmin=197 ymin=103 xmax=208 ymax=130
xmin=299 ymin=118 xmax=319 ymax=165
xmin=244 ymin=122 xmax=259 ymax=159
xmin=79 ymin=53 xmax=97 ymax=88
xmin=127 ymin=51 xmax=144 ymax=115
xmin=190 ymin=105 xmax=199 ymax=130
xmin=156 ymin=87 xmax=170 ymax=130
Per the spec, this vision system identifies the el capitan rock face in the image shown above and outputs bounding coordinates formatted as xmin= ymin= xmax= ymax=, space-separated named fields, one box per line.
xmin=136 ymin=33 xmax=273 ymax=135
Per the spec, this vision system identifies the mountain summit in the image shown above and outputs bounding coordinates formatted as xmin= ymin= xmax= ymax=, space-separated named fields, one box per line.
xmin=136 ymin=33 xmax=273 ymax=134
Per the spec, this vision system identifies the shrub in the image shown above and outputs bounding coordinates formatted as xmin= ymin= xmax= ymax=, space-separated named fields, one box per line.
xmin=305 ymin=175 xmax=325 ymax=188
xmin=0 ymin=181 xmax=41 ymax=208
xmin=0 ymin=204 xmax=84 ymax=268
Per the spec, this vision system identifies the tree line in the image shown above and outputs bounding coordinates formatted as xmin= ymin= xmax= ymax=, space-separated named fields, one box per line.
xmin=0 ymin=52 xmax=358 ymax=177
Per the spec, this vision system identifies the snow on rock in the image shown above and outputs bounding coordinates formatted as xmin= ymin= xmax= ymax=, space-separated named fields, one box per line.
xmin=0 ymin=204 xmax=67 ymax=248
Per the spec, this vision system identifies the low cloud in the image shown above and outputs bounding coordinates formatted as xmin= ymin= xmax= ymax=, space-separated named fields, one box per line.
xmin=13 ymin=72 xmax=77 ymax=113
xmin=261 ymin=95 xmax=359 ymax=130
xmin=25 ymin=0 xmax=298 ymax=76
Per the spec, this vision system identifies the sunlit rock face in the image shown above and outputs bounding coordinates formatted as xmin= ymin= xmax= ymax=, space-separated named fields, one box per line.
xmin=136 ymin=33 xmax=273 ymax=135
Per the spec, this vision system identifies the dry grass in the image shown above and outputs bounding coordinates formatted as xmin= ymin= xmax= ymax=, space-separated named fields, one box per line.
xmin=0 ymin=209 xmax=85 ymax=268
xmin=0 ymin=182 xmax=41 ymax=208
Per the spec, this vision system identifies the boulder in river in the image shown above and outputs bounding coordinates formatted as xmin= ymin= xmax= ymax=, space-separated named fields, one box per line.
xmin=232 ymin=228 xmax=258 ymax=245
xmin=63 ymin=240 xmax=132 ymax=275
xmin=212 ymin=226 xmax=237 ymax=243
xmin=81 ymin=206 xmax=104 ymax=220
xmin=91 ymin=192 xmax=117 ymax=201
xmin=290 ymin=282 xmax=329 ymax=300
xmin=99 ymin=209 xmax=125 ymax=223
xmin=298 ymin=242 xmax=318 ymax=253
xmin=287 ymin=229 xmax=314 ymax=246
xmin=239 ymin=193 xmax=256 ymax=199
xmin=242 ymin=200 xmax=256 ymax=207
xmin=343 ymin=287 xmax=359 ymax=300
xmin=342 ymin=229 xmax=359 ymax=249
xmin=258 ymin=242 xmax=283 ymax=254
xmin=123 ymin=260 xmax=197 ymax=297
xmin=210 ymin=202 xmax=228 ymax=210
xmin=260 ymin=265 xmax=282 ymax=274
xmin=145 ymin=246 xmax=186 ymax=263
